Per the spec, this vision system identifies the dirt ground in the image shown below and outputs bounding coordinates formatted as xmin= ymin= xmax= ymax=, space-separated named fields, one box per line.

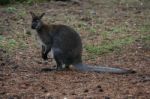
xmin=0 ymin=0 xmax=150 ymax=99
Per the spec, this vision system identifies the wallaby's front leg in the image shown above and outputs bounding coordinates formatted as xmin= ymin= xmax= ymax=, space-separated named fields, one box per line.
xmin=42 ymin=45 xmax=51 ymax=60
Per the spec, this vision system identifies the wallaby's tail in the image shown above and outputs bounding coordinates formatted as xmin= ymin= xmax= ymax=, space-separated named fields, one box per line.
xmin=74 ymin=63 xmax=135 ymax=74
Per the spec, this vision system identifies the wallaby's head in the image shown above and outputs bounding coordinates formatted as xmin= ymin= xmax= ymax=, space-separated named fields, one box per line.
xmin=30 ymin=12 xmax=45 ymax=30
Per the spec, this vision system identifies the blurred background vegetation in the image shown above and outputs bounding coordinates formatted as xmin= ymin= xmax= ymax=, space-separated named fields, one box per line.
xmin=0 ymin=0 xmax=50 ymax=5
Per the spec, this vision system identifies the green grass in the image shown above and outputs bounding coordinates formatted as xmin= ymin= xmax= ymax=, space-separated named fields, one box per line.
xmin=85 ymin=36 xmax=135 ymax=55
xmin=141 ymin=35 xmax=150 ymax=41
xmin=85 ymin=23 xmax=150 ymax=55
xmin=5 ymin=7 xmax=17 ymax=13
xmin=0 ymin=35 xmax=17 ymax=50
xmin=140 ymin=34 xmax=150 ymax=48
xmin=137 ymin=22 xmax=150 ymax=48
xmin=18 ymin=10 xmax=27 ymax=18
xmin=138 ymin=24 xmax=150 ymax=33
xmin=0 ymin=0 xmax=49 ymax=5
xmin=84 ymin=20 xmax=150 ymax=56
xmin=0 ymin=35 xmax=5 ymax=41
xmin=0 ymin=35 xmax=27 ymax=52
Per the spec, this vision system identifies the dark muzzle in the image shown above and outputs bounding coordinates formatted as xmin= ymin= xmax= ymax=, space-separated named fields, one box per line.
xmin=31 ymin=23 xmax=37 ymax=29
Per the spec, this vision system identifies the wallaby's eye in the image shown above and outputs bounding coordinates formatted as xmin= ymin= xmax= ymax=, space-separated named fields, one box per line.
xmin=32 ymin=20 xmax=39 ymax=24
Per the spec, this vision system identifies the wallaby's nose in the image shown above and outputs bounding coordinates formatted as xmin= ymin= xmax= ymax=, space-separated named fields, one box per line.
xmin=31 ymin=23 xmax=36 ymax=29
xmin=31 ymin=25 xmax=35 ymax=29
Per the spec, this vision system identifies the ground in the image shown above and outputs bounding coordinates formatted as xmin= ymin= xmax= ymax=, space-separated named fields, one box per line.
xmin=0 ymin=0 xmax=150 ymax=98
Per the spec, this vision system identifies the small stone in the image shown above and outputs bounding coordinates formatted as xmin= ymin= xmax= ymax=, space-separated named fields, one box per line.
xmin=62 ymin=92 xmax=67 ymax=95
xmin=71 ymin=92 xmax=76 ymax=95
xmin=105 ymin=96 xmax=110 ymax=99
xmin=99 ymin=88 xmax=104 ymax=92
xmin=84 ymin=89 xmax=89 ymax=93
xmin=1 ymin=63 xmax=5 ymax=66
xmin=97 ymin=85 xmax=102 ymax=89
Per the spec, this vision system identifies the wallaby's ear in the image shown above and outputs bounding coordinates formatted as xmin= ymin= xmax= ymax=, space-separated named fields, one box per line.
xmin=30 ymin=11 xmax=35 ymax=18
xmin=39 ymin=13 xmax=45 ymax=19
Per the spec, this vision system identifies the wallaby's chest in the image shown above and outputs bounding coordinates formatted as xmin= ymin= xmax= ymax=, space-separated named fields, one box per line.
xmin=37 ymin=32 xmax=52 ymax=46
xmin=37 ymin=34 xmax=47 ymax=47
xmin=36 ymin=33 xmax=54 ymax=58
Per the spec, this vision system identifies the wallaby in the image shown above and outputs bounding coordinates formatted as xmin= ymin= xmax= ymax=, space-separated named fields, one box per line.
xmin=30 ymin=12 xmax=135 ymax=74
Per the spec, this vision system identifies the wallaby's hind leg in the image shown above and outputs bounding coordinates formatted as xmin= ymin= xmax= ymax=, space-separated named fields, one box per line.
xmin=53 ymin=48 xmax=64 ymax=71
xmin=54 ymin=55 xmax=63 ymax=70
xmin=63 ymin=56 xmax=73 ymax=70
xmin=65 ymin=65 xmax=69 ymax=69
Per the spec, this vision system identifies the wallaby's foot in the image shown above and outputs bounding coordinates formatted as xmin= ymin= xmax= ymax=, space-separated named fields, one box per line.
xmin=65 ymin=65 xmax=70 ymax=69
xmin=56 ymin=66 xmax=68 ymax=71
xmin=54 ymin=64 xmax=70 ymax=71
xmin=41 ymin=65 xmax=70 ymax=72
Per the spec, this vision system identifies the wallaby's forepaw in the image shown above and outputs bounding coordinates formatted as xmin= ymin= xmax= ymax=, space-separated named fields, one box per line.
xmin=42 ymin=54 xmax=48 ymax=60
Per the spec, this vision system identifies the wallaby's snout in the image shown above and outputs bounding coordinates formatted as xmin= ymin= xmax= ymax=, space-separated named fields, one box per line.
xmin=31 ymin=20 xmax=42 ymax=29
xmin=31 ymin=21 xmax=38 ymax=29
